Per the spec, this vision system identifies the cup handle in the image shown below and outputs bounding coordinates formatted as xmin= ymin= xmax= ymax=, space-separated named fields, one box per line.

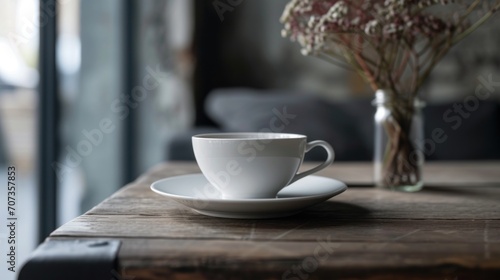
xmin=289 ymin=140 xmax=335 ymax=184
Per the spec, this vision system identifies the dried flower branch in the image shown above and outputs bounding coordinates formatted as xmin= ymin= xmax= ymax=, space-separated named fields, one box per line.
xmin=281 ymin=0 xmax=500 ymax=99
xmin=281 ymin=0 xmax=500 ymax=189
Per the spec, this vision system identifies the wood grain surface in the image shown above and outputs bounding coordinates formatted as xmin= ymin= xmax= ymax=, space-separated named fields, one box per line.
xmin=50 ymin=162 xmax=500 ymax=279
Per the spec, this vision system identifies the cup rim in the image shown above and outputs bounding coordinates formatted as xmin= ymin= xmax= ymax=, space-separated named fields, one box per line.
xmin=192 ymin=132 xmax=306 ymax=140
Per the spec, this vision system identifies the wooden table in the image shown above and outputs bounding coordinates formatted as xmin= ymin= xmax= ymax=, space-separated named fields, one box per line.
xmin=22 ymin=162 xmax=500 ymax=279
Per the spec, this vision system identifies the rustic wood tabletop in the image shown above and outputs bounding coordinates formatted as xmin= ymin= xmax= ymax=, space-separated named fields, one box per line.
xmin=23 ymin=161 xmax=500 ymax=279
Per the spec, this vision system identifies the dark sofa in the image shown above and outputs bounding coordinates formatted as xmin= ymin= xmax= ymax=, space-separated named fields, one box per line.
xmin=167 ymin=88 xmax=500 ymax=161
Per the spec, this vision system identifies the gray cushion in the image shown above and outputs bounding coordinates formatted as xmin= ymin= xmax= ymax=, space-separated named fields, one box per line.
xmin=204 ymin=88 xmax=500 ymax=161
xmin=166 ymin=127 xmax=222 ymax=161
xmin=205 ymin=88 xmax=371 ymax=161
xmin=423 ymin=101 xmax=500 ymax=160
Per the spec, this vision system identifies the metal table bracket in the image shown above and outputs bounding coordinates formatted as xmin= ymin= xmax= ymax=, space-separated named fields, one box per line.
xmin=19 ymin=239 xmax=121 ymax=280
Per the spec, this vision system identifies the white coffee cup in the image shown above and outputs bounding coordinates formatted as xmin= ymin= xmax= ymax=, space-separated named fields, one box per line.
xmin=192 ymin=132 xmax=335 ymax=199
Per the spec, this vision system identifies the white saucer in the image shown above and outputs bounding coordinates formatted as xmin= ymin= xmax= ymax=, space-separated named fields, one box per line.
xmin=150 ymin=174 xmax=347 ymax=219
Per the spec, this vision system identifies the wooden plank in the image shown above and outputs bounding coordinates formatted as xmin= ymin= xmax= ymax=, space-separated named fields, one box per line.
xmin=53 ymin=162 xmax=500 ymax=240
xmin=74 ymin=162 xmax=500 ymax=219
xmin=47 ymin=162 xmax=500 ymax=279
xmin=419 ymin=161 xmax=500 ymax=185
xmin=52 ymin=214 xmax=500 ymax=243
xmin=77 ymin=183 xmax=500 ymax=219
xmin=135 ymin=161 xmax=500 ymax=186
xmin=119 ymin=267 xmax=500 ymax=280
xmin=116 ymin=239 xmax=500 ymax=280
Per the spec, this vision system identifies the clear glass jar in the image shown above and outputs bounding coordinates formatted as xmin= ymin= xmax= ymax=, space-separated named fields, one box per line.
xmin=373 ymin=89 xmax=424 ymax=192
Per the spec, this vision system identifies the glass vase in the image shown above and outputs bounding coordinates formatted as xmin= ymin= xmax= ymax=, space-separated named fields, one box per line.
xmin=373 ymin=89 xmax=424 ymax=192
